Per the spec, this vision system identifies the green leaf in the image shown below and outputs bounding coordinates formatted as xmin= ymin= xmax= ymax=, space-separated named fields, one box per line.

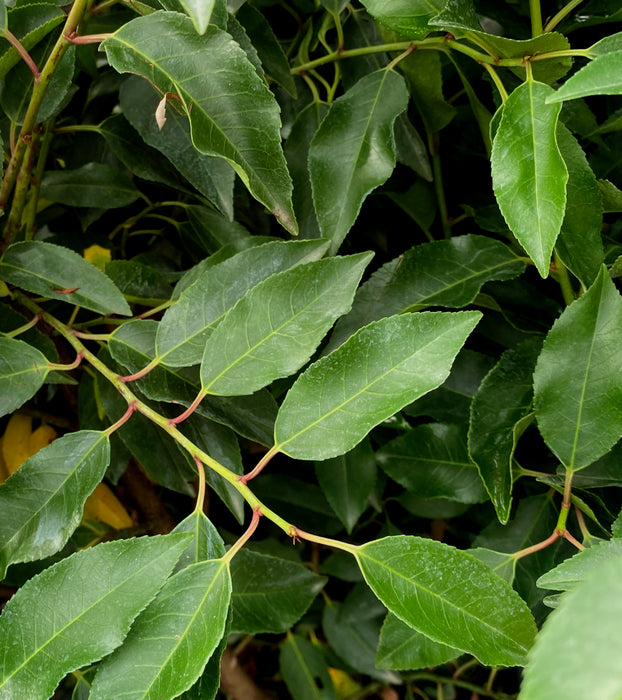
xmin=355 ymin=536 xmax=537 ymax=666
xmin=0 ymin=534 xmax=191 ymax=698
xmin=534 ymin=266 xmax=622 ymax=471
xmin=315 ymin=438 xmax=377 ymax=533
xmin=393 ymin=112 xmax=432 ymax=180
xmin=41 ymin=162 xmax=139 ymax=208
xmin=200 ymin=254 xmax=371 ymax=396
xmin=376 ymin=613 xmax=459 ymax=671
xmin=230 ymin=549 xmax=326 ymax=634
xmin=0 ymin=4 xmax=64 ymax=80
xmin=520 ymin=553 xmax=622 ymax=700
xmin=159 ymin=0 xmax=214 ymax=34
xmin=327 ymin=235 xmax=524 ymax=351
xmin=469 ymin=338 xmax=543 ymax=523
xmin=537 ymin=540 xmax=622 ymax=594
xmin=0 ymin=431 xmax=110 ymax=580
xmin=171 ymin=511 xmax=226 ymax=573
xmin=0 ymin=336 xmax=48 ymax=418
xmin=491 ymin=81 xmax=568 ymax=277
xmin=275 ymin=311 xmax=481 ymax=461
xmin=280 ymin=633 xmax=336 ymax=700
xmin=547 ymin=51 xmax=622 ymax=102
xmin=358 ymin=0 xmax=442 ymax=39
xmin=588 ymin=32 xmax=622 ymax=57
xmin=103 ymin=12 xmax=297 ymax=234
xmin=309 ymin=69 xmax=409 ymax=253
xmin=378 ymin=422 xmax=487 ymax=504
xmin=90 ymin=559 xmax=231 ymax=700
xmin=429 ymin=0 xmax=480 ymax=32
xmin=0 ymin=241 xmax=131 ymax=316
xmin=555 ymin=124 xmax=604 ymax=287
xmin=157 ymin=239 xmax=329 ymax=368
xmin=104 ymin=260 xmax=173 ymax=304
xmin=119 ymin=76 xmax=234 ymax=218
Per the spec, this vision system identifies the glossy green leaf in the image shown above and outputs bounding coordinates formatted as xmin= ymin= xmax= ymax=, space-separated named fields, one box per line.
xmin=0 ymin=241 xmax=131 ymax=315
xmin=491 ymin=81 xmax=568 ymax=277
xmin=537 ymin=540 xmax=622 ymax=594
xmin=393 ymin=112 xmax=432 ymax=180
xmin=358 ymin=0 xmax=442 ymax=39
xmin=429 ymin=0 xmax=480 ymax=32
xmin=90 ymin=559 xmax=231 ymax=700
xmin=470 ymin=548 xmax=516 ymax=585
xmin=520 ymin=554 xmax=622 ymax=700
xmin=41 ymin=163 xmax=139 ymax=208
xmin=200 ymin=254 xmax=372 ymax=396
xmin=469 ymin=338 xmax=542 ymax=523
xmin=104 ymin=260 xmax=173 ymax=304
xmin=0 ymin=4 xmax=64 ymax=79
xmin=534 ymin=266 xmax=622 ymax=471
xmin=275 ymin=311 xmax=481 ymax=461
xmin=315 ymin=438 xmax=377 ymax=533
xmin=309 ymin=69 xmax=408 ymax=253
xmin=0 ymin=534 xmax=191 ymax=698
xmin=600 ymin=179 xmax=622 ymax=212
xmin=284 ymin=102 xmax=328 ymax=239
xmin=355 ymin=536 xmax=537 ymax=666
xmin=0 ymin=431 xmax=110 ymax=580
xmin=236 ymin=2 xmax=296 ymax=97
xmin=588 ymin=32 xmax=622 ymax=57
xmin=157 ymin=239 xmax=329 ymax=367
xmin=547 ymin=51 xmax=622 ymax=102
xmin=103 ymin=12 xmax=297 ymax=234
xmin=378 ymin=423 xmax=487 ymax=504
xmin=280 ymin=633 xmax=336 ymax=700
xmin=400 ymin=50 xmax=455 ymax=132
xmin=171 ymin=511 xmax=226 ymax=573
xmin=230 ymin=549 xmax=326 ymax=634
xmin=328 ymin=235 xmax=524 ymax=351
xmin=0 ymin=336 xmax=48 ymax=417
xmin=555 ymin=124 xmax=604 ymax=287
xmin=376 ymin=613 xmax=459 ymax=671
xmin=160 ymin=0 xmax=214 ymax=33
xmin=119 ymin=76 xmax=234 ymax=218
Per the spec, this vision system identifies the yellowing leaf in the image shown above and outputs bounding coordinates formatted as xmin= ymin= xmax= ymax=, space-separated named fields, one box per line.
xmin=328 ymin=667 xmax=362 ymax=698
xmin=0 ymin=437 xmax=9 ymax=483
xmin=27 ymin=424 xmax=57 ymax=455
xmin=2 ymin=414 xmax=33 ymax=474
xmin=83 ymin=244 xmax=112 ymax=270
xmin=0 ymin=280 xmax=9 ymax=297
xmin=83 ymin=483 xmax=133 ymax=530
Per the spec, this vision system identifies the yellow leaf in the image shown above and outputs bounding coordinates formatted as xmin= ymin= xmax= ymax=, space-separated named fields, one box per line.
xmin=2 ymin=414 xmax=33 ymax=474
xmin=328 ymin=668 xmax=361 ymax=699
xmin=0 ymin=280 xmax=9 ymax=297
xmin=83 ymin=483 xmax=133 ymax=530
xmin=28 ymin=424 xmax=57 ymax=455
xmin=83 ymin=244 xmax=111 ymax=270
xmin=0 ymin=437 xmax=10 ymax=484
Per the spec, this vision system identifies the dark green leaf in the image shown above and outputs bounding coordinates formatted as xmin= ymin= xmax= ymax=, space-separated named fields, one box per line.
xmin=534 ymin=266 xmax=622 ymax=470
xmin=200 ymin=254 xmax=372 ymax=395
xmin=547 ymin=51 xmax=622 ymax=102
xmin=0 ymin=534 xmax=191 ymax=698
xmin=355 ymin=536 xmax=537 ymax=666
xmin=376 ymin=613 xmax=459 ymax=671
xmin=280 ymin=634 xmax=336 ymax=700
xmin=358 ymin=0 xmax=442 ymax=39
xmin=105 ymin=260 xmax=173 ymax=304
xmin=555 ymin=124 xmax=604 ymax=287
xmin=393 ymin=112 xmax=432 ymax=180
xmin=520 ymin=554 xmax=622 ymax=700
xmin=378 ymin=423 xmax=487 ymax=504
xmin=309 ymin=69 xmax=408 ymax=253
xmin=157 ymin=239 xmax=329 ymax=367
xmin=469 ymin=338 xmax=542 ymax=523
xmin=0 ymin=241 xmax=131 ymax=316
xmin=0 ymin=431 xmax=109 ymax=579
xmin=327 ymin=235 xmax=524 ymax=351
xmin=315 ymin=438 xmax=377 ymax=533
xmin=491 ymin=81 xmax=567 ymax=277
xmin=159 ymin=0 xmax=215 ymax=34
xmin=0 ymin=336 xmax=48 ymax=417
xmin=104 ymin=13 xmax=297 ymax=233
xmin=119 ymin=77 xmax=234 ymax=217
xmin=90 ymin=559 xmax=231 ymax=699
xmin=171 ymin=511 xmax=226 ymax=573
xmin=230 ymin=549 xmax=326 ymax=634
xmin=41 ymin=163 xmax=139 ymax=208
xmin=276 ymin=311 xmax=481 ymax=460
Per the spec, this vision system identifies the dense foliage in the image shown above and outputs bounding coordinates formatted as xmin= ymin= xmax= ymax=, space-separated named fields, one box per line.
xmin=1 ymin=0 xmax=622 ymax=698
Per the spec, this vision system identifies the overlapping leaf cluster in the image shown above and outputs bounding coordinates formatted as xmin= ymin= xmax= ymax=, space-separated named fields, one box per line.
xmin=1 ymin=0 xmax=622 ymax=698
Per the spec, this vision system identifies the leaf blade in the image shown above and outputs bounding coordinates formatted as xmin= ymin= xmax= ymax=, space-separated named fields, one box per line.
xmin=0 ymin=336 xmax=48 ymax=418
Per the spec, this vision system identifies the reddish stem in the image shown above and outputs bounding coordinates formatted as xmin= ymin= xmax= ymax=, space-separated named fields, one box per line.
xmin=225 ymin=507 xmax=263 ymax=561
xmin=118 ymin=357 xmax=159 ymax=383
xmin=193 ymin=455 xmax=206 ymax=513
xmin=562 ymin=530 xmax=585 ymax=551
xmin=104 ymin=402 xmax=137 ymax=435
xmin=168 ymin=389 xmax=206 ymax=426
xmin=2 ymin=29 xmax=40 ymax=81
xmin=238 ymin=446 xmax=278 ymax=485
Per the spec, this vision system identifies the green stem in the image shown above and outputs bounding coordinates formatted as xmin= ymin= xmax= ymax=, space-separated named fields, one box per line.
xmin=428 ymin=131 xmax=451 ymax=239
xmin=193 ymin=456 xmax=206 ymax=513
xmin=0 ymin=0 xmax=90 ymax=224
xmin=556 ymin=470 xmax=573 ymax=531
xmin=481 ymin=63 xmax=508 ymax=103
xmin=544 ymin=0 xmax=587 ymax=32
xmin=24 ymin=123 xmax=54 ymax=239
xmin=294 ymin=527 xmax=358 ymax=555
xmin=4 ymin=128 xmax=40 ymax=243
xmin=529 ymin=0 xmax=543 ymax=36
xmin=553 ymin=250 xmax=576 ymax=305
